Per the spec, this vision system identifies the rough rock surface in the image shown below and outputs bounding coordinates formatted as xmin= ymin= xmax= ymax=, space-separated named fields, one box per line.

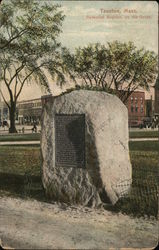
xmin=41 ymin=90 xmax=132 ymax=206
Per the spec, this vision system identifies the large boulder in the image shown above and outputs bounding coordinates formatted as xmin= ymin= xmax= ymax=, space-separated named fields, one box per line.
xmin=41 ymin=90 xmax=132 ymax=206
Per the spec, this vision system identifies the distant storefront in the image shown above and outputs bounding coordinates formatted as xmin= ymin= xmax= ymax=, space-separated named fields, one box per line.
xmin=0 ymin=102 xmax=9 ymax=124
xmin=17 ymin=98 xmax=42 ymax=125
xmin=2 ymin=87 xmax=157 ymax=128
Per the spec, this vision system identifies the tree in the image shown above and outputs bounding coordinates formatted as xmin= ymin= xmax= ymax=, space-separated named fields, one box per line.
xmin=62 ymin=44 xmax=110 ymax=89
xmin=64 ymin=41 xmax=158 ymax=103
xmin=106 ymin=41 xmax=158 ymax=103
xmin=0 ymin=0 xmax=65 ymax=133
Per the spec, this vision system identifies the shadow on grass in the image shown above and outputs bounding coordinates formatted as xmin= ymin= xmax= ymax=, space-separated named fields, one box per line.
xmin=105 ymin=194 xmax=158 ymax=219
xmin=0 ymin=171 xmax=158 ymax=218
xmin=104 ymin=171 xmax=158 ymax=218
xmin=0 ymin=172 xmax=46 ymax=202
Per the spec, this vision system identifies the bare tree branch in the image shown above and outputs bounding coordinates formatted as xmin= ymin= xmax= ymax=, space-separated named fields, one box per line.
xmin=0 ymin=89 xmax=10 ymax=108
xmin=8 ymin=62 xmax=25 ymax=86
xmin=0 ymin=28 xmax=28 ymax=49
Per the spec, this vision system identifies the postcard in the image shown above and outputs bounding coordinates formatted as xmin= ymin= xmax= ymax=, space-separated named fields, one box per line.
xmin=0 ymin=0 xmax=158 ymax=249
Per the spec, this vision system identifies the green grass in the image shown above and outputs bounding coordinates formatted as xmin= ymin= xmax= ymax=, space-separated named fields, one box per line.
xmin=0 ymin=133 xmax=40 ymax=142
xmin=0 ymin=146 xmax=41 ymax=175
xmin=129 ymin=141 xmax=159 ymax=152
xmin=110 ymin=141 xmax=159 ymax=218
xmin=129 ymin=140 xmax=159 ymax=151
xmin=0 ymin=142 xmax=158 ymax=218
xmin=111 ymin=150 xmax=159 ymax=218
xmin=0 ymin=145 xmax=46 ymax=201
xmin=129 ymin=130 xmax=159 ymax=138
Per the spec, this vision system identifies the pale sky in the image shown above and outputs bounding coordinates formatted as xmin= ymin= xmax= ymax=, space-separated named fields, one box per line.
xmin=59 ymin=0 xmax=158 ymax=54
xmin=1 ymin=0 xmax=158 ymax=101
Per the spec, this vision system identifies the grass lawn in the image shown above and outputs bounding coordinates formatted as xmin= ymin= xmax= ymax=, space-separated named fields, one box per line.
xmin=129 ymin=140 xmax=159 ymax=151
xmin=0 ymin=145 xmax=45 ymax=201
xmin=129 ymin=130 xmax=159 ymax=138
xmin=112 ymin=144 xmax=159 ymax=218
xmin=0 ymin=133 xmax=40 ymax=142
xmin=0 ymin=141 xmax=158 ymax=218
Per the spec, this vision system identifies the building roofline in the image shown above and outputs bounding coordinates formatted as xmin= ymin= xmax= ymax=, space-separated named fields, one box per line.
xmin=117 ymin=90 xmax=145 ymax=94
xmin=17 ymin=97 xmax=42 ymax=103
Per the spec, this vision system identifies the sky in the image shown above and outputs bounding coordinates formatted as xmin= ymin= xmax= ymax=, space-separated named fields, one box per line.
xmin=59 ymin=0 xmax=158 ymax=54
xmin=1 ymin=0 xmax=158 ymax=101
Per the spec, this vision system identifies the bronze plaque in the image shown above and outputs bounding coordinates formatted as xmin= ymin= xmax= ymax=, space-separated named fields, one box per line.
xmin=55 ymin=114 xmax=85 ymax=168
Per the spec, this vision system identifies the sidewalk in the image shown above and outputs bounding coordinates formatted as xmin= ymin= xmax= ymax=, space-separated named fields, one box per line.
xmin=0 ymin=125 xmax=41 ymax=134
xmin=129 ymin=138 xmax=159 ymax=141
xmin=0 ymin=138 xmax=158 ymax=146
xmin=0 ymin=141 xmax=40 ymax=145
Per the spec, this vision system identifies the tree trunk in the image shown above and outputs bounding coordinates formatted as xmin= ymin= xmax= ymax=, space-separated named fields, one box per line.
xmin=9 ymin=102 xmax=17 ymax=133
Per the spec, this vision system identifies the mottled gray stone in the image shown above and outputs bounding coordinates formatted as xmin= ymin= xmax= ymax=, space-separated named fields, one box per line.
xmin=41 ymin=90 xmax=132 ymax=206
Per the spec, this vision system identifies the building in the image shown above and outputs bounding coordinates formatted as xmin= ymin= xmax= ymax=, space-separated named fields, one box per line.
xmin=125 ymin=91 xmax=145 ymax=127
xmin=17 ymin=98 xmax=42 ymax=125
xmin=3 ymin=89 xmax=153 ymax=128
xmin=0 ymin=101 xmax=9 ymax=125
xmin=17 ymin=91 xmax=148 ymax=128
xmin=145 ymin=97 xmax=155 ymax=118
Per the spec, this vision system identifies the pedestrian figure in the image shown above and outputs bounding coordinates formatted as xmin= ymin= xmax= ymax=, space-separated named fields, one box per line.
xmin=32 ymin=123 xmax=37 ymax=133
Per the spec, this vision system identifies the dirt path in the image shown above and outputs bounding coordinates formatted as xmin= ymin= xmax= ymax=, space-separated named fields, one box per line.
xmin=0 ymin=197 xmax=158 ymax=249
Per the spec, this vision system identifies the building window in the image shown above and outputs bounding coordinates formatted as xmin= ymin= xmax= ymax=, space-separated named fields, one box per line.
xmin=140 ymin=104 xmax=143 ymax=113
xmin=131 ymin=106 xmax=134 ymax=113
xmin=131 ymin=97 xmax=133 ymax=103
xmin=135 ymin=105 xmax=138 ymax=112
xmin=140 ymin=97 xmax=143 ymax=104
xmin=135 ymin=97 xmax=138 ymax=104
